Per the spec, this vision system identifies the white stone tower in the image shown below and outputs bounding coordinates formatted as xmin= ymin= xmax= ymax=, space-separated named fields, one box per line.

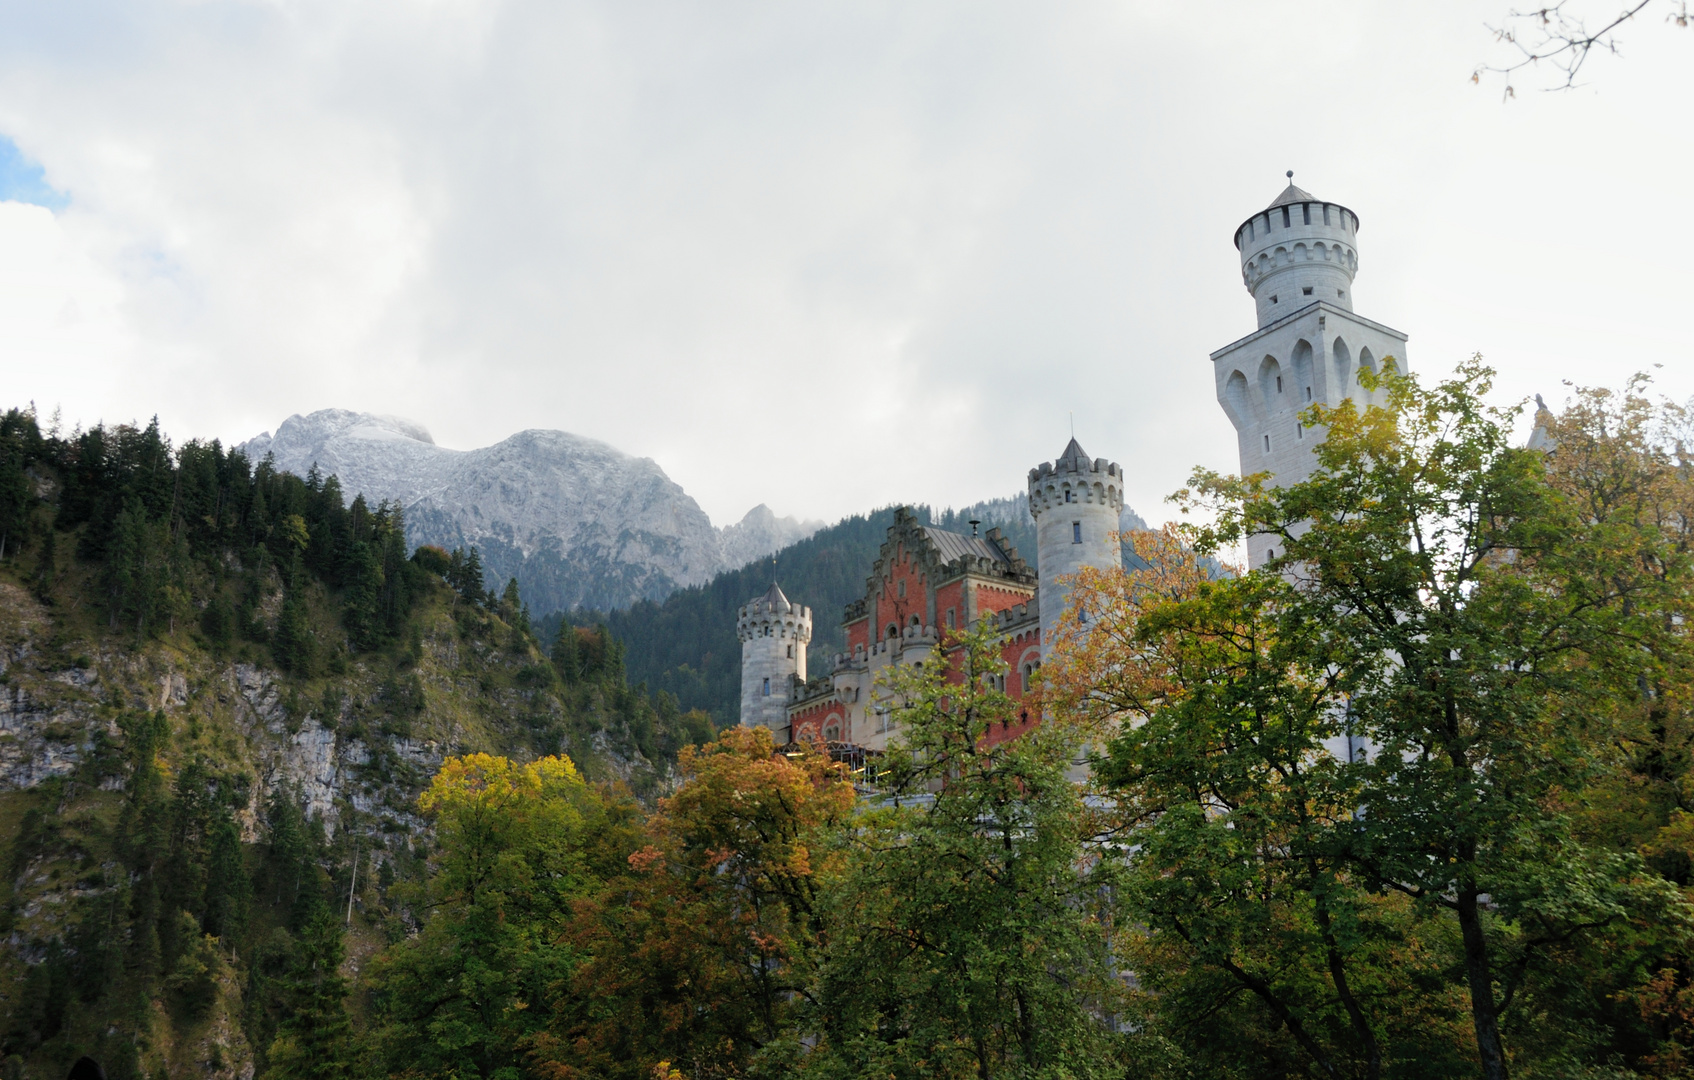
xmin=1212 ymin=174 xmax=1410 ymax=569
xmin=1028 ymin=439 xmax=1124 ymax=641
xmin=737 ymin=583 xmax=812 ymax=733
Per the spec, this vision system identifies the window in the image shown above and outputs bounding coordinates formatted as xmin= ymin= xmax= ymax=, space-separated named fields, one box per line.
xmin=897 ymin=579 xmax=905 ymax=598
xmin=1322 ymin=204 xmax=1331 ymax=225
xmin=1248 ymin=219 xmax=1255 ymax=240
xmin=1270 ymin=294 xmax=1278 ymax=304
xmin=1281 ymin=206 xmax=1291 ymax=228
xmin=946 ymin=608 xmax=955 ymax=627
xmin=1276 ymin=375 xmax=1283 ymax=393
xmin=786 ymin=644 xmax=793 ymax=658
xmin=1264 ymin=434 xmax=1272 ymax=453
xmin=1064 ymin=488 xmax=1074 ymax=503
xmin=1302 ymin=286 xmax=1313 ymax=296
xmin=762 ymin=677 xmax=770 ymax=696
xmin=1072 ymin=521 xmax=1082 ymax=544
xmin=1302 ymin=203 xmax=1311 ymax=225
xmin=1297 ymin=423 xmax=1304 ymax=440
xmin=1305 ymin=386 xmax=1313 ymax=401
xmin=1338 ymin=289 xmax=1346 ymax=298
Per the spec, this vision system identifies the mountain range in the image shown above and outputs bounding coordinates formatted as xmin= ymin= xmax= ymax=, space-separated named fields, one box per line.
xmin=240 ymin=409 xmax=820 ymax=613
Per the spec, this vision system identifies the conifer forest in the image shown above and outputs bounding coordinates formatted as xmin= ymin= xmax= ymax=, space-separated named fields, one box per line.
xmin=4 ymin=363 xmax=1694 ymax=1080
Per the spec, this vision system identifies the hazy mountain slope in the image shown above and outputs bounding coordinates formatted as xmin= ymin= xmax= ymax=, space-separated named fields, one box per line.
xmin=241 ymin=410 xmax=819 ymax=613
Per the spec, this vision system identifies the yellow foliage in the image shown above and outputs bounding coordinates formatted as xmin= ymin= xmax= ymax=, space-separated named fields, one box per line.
xmin=419 ymin=752 xmax=584 ymax=816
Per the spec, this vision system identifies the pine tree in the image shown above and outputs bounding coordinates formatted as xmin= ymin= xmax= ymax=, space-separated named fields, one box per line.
xmin=266 ymin=911 xmax=352 ymax=1080
xmin=0 ymin=447 xmax=29 ymax=560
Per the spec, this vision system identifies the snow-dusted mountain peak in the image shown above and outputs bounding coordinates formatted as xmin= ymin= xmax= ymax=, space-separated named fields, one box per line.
xmin=238 ymin=409 xmax=819 ymax=612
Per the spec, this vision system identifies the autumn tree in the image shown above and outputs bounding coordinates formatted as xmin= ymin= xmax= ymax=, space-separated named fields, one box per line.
xmin=540 ymin=725 xmax=853 ymax=1080
xmin=1048 ymin=529 xmax=1471 ymax=1079
xmin=1087 ymin=360 xmax=1694 ymax=1080
xmin=362 ymin=754 xmax=612 ymax=1080
xmin=803 ymin=620 xmax=1130 ymax=1080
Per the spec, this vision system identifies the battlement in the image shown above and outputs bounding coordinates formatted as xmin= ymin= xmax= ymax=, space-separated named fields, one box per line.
xmin=1027 ymin=438 xmax=1123 ymax=519
xmin=982 ymin=598 xmax=1039 ymax=632
xmin=736 ymin=582 xmax=813 ymax=644
xmin=1233 ymin=178 xmax=1360 ymax=329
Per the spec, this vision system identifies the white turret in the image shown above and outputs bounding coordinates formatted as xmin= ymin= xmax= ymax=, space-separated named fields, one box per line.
xmin=1212 ymin=175 xmax=1411 ymax=570
xmin=737 ymin=583 xmax=812 ymax=733
xmin=1236 ymin=173 xmax=1361 ymax=330
xmin=1028 ymin=438 xmax=1124 ymax=640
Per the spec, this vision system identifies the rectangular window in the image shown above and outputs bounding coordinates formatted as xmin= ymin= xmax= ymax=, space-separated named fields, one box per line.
xmin=1305 ymin=386 xmax=1312 ymax=401
xmin=1297 ymin=423 xmax=1304 ymax=440
xmin=1302 ymin=286 xmax=1313 ymax=295
xmin=1248 ymin=220 xmax=1255 ymax=240
xmin=1323 ymin=204 xmax=1331 ymax=225
xmin=1072 ymin=521 xmax=1082 ymax=544
xmin=786 ymin=645 xmax=793 ymax=658
xmin=946 ymin=608 xmax=955 ymax=627
xmin=897 ymin=579 xmax=905 ymax=598
xmin=1281 ymin=206 xmax=1291 ymax=228
xmin=1270 ymin=294 xmax=1278 ymax=304
xmin=1276 ymin=375 xmax=1283 ymax=393
xmin=1264 ymin=434 xmax=1271 ymax=453
xmin=1302 ymin=203 xmax=1311 ymax=225
xmin=762 ymin=677 xmax=770 ymax=696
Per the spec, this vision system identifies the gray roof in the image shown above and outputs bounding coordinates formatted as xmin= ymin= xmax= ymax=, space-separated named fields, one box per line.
xmin=1267 ymin=181 xmax=1317 ymax=209
xmin=1056 ymin=437 xmax=1092 ymax=471
xmin=757 ymin=582 xmax=789 ymax=609
xmin=921 ymin=526 xmax=1012 ymax=567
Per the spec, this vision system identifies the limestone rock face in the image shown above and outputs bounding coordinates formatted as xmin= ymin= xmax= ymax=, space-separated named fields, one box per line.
xmin=240 ymin=410 xmax=819 ymax=613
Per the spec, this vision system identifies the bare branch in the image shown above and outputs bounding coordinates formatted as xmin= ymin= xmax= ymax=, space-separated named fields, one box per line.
xmin=1472 ymin=0 xmax=1686 ymax=99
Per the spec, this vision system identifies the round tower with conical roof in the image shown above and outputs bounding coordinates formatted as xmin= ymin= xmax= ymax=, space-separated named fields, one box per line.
xmin=1236 ymin=172 xmax=1361 ymax=329
xmin=737 ymin=583 xmax=812 ymax=733
xmin=1027 ymin=439 xmax=1123 ymax=640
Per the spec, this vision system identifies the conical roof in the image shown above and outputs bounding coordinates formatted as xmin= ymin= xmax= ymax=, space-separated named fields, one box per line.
xmin=760 ymin=582 xmax=789 ymax=609
xmin=1267 ymin=182 xmax=1317 ymax=209
xmin=1056 ymin=437 xmax=1092 ymax=471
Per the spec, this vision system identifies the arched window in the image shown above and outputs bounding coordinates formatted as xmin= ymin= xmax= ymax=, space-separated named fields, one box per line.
xmin=762 ymin=677 xmax=770 ymax=696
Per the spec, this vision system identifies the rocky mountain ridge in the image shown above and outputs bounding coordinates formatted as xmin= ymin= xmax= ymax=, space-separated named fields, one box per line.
xmin=240 ymin=410 xmax=819 ymax=614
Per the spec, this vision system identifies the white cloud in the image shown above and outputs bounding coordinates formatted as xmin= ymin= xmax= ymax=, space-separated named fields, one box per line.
xmin=0 ymin=0 xmax=1688 ymax=524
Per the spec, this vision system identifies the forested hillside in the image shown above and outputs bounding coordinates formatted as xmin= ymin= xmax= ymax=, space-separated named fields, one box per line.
xmin=0 ymin=406 xmax=709 ymax=1080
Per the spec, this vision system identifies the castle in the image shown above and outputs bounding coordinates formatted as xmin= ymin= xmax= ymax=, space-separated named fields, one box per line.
xmin=739 ymin=176 xmax=1407 ymax=747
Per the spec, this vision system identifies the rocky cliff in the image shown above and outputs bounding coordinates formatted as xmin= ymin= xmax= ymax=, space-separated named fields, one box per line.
xmin=240 ymin=411 xmax=818 ymax=613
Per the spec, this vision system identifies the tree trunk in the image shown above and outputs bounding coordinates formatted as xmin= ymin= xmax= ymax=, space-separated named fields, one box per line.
xmin=1316 ymin=902 xmax=1381 ymax=1080
xmin=1456 ymin=887 xmax=1508 ymax=1080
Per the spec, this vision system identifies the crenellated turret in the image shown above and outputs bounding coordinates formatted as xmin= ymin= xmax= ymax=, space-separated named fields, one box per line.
xmin=737 ymin=583 xmax=812 ymax=733
xmin=1027 ymin=438 xmax=1123 ymax=640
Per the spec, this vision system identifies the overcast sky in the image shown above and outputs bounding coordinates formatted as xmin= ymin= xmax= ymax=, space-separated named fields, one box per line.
xmin=0 ymin=1 xmax=1688 ymax=528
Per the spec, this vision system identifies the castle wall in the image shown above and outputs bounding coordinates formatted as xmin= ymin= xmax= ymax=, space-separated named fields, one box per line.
xmin=1211 ymin=302 xmax=1408 ymax=569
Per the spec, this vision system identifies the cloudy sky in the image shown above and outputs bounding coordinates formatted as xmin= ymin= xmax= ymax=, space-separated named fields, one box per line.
xmin=0 ymin=1 xmax=1688 ymax=528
